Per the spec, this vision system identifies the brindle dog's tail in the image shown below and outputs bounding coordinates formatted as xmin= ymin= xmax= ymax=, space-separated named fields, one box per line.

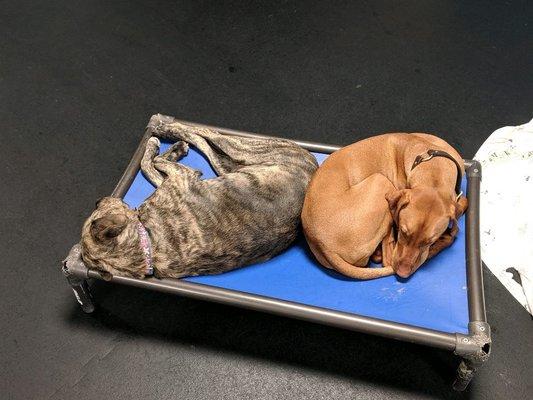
xmin=148 ymin=114 xmax=317 ymax=176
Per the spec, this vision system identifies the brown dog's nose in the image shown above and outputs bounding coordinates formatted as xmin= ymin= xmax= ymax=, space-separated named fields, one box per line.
xmin=396 ymin=269 xmax=412 ymax=279
xmin=394 ymin=261 xmax=413 ymax=278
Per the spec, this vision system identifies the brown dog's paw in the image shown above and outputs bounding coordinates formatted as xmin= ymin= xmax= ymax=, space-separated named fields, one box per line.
xmin=370 ymin=247 xmax=382 ymax=264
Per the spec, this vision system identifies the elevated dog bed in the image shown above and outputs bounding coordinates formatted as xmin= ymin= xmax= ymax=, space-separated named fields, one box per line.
xmin=62 ymin=116 xmax=490 ymax=390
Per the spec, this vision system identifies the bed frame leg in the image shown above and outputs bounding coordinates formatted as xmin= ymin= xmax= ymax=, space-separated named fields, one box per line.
xmin=453 ymin=358 xmax=478 ymax=391
xmin=453 ymin=321 xmax=491 ymax=391
xmin=67 ymin=276 xmax=95 ymax=314
xmin=62 ymin=244 xmax=95 ymax=314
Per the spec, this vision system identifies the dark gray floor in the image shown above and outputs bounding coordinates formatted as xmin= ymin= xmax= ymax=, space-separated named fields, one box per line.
xmin=1 ymin=1 xmax=532 ymax=399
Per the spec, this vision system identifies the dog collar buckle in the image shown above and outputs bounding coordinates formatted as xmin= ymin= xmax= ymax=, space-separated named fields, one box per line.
xmin=411 ymin=149 xmax=463 ymax=196
xmin=413 ymin=152 xmax=435 ymax=166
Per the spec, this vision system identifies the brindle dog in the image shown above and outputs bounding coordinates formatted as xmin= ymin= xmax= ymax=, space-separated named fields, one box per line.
xmin=80 ymin=115 xmax=318 ymax=280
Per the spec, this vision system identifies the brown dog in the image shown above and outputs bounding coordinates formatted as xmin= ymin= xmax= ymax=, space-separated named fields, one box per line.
xmin=301 ymin=133 xmax=468 ymax=279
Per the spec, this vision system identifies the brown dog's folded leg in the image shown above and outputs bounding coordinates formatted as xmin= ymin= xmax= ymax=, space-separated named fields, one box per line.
xmin=370 ymin=247 xmax=382 ymax=264
xmin=428 ymin=234 xmax=456 ymax=259
xmin=381 ymin=226 xmax=396 ymax=269
xmin=322 ymin=250 xmax=394 ymax=280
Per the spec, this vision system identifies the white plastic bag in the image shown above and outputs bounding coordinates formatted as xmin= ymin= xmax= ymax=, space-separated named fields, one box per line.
xmin=474 ymin=118 xmax=533 ymax=314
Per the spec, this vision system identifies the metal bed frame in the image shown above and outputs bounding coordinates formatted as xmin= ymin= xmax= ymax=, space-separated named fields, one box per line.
xmin=62 ymin=115 xmax=491 ymax=391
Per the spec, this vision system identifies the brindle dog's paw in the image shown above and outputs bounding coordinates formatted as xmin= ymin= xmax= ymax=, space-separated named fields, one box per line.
xmin=147 ymin=136 xmax=161 ymax=149
xmin=172 ymin=140 xmax=189 ymax=155
xmin=166 ymin=141 xmax=189 ymax=162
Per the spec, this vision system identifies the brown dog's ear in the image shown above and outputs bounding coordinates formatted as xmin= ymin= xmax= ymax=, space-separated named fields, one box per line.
xmin=90 ymin=215 xmax=128 ymax=242
xmin=447 ymin=196 xmax=468 ymax=237
xmin=385 ymin=189 xmax=410 ymax=224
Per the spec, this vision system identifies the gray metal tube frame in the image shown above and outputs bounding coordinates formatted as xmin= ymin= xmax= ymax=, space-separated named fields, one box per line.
xmin=62 ymin=115 xmax=490 ymax=390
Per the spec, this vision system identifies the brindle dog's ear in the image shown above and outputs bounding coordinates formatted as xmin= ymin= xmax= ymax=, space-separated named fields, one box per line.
xmin=90 ymin=215 xmax=128 ymax=242
xmin=385 ymin=189 xmax=410 ymax=224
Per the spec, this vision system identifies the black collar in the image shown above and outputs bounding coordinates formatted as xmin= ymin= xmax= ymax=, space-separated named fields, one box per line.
xmin=410 ymin=149 xmax=463 ymax=196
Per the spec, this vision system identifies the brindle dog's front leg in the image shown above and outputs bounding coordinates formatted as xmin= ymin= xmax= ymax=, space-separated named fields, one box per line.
xmin=141 ymin=137 xmax=165 ymax=187
xmin=153 ymin=142 xmax=201 ymax=179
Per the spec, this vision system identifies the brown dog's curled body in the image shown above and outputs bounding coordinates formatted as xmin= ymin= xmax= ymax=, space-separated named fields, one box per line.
xmin=80 ymin=115 xmax=318 ymax=280
xmin=301 ymin=133 xmax=467 ymax=280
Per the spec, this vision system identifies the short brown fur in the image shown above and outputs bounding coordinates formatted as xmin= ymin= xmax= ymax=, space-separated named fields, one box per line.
xmin=301 ymin=133 xmax=467 ymax=280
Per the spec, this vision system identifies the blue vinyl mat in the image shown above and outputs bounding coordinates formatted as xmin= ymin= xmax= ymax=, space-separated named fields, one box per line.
xmin=124 ymin=141 xmax=469 ymax=334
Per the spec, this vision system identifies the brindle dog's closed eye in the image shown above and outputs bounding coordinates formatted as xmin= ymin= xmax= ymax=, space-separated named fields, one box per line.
xmin=80 ymin=117 xmax=318 ymax=280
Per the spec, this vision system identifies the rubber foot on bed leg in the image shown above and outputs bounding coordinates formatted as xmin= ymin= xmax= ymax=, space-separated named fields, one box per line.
xmin=71 ymin=280 xmax=95 ymax=314
xmin=452 ymin=359 xmax=475 ymax=391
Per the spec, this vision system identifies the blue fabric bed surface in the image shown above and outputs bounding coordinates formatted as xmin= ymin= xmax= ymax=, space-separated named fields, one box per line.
xmin=123 ymin=141 xmax=469 ymax=334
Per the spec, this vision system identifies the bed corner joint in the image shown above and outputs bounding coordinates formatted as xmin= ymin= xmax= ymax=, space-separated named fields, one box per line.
xmin=453 ymin=321 xmax=491 ymax=391
xmin=62 ymin=244 xmax=95 ymax=314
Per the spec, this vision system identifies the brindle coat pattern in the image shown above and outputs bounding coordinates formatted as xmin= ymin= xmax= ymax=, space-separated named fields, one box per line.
xmin=80 ymin=115 xmax=318 ymax=280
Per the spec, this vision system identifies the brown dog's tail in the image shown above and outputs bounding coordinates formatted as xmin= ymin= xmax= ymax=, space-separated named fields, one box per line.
xmin=321 ymin=249 xmax=394 ymax=280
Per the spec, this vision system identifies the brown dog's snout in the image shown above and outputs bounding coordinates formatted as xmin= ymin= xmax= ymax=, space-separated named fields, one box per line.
xmin=394 ymin=262 xmax=414 ymax=278
xmin=392 ymin=245 xmax=421 ymax=278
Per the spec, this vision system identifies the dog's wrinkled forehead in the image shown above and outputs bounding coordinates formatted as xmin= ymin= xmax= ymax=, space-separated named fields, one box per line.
xmin=407 ymin=188 xmax=448 ymax=213
xmin=394 ymin=188 xmax=449 ymax=234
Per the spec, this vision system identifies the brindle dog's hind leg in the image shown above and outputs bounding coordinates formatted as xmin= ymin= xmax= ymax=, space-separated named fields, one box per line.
xmin=141 ymin=137 xmax=165 ymax=187
xmin=142 ymin=138 xmax=200 ymax=186
xmin=154 ymin=121 xmax=314 ymax=174
xmin=153 ymin=157 xmax=202 ymax=180
xmin=155 ymin=140 xmax=202 ymax=178
xmin=153 ymin=122 xmax=239 ymax=175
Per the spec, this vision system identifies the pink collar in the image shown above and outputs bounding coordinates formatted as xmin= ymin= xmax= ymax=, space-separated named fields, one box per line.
xmin=137 ymin=222 xmax=154 ymax=276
